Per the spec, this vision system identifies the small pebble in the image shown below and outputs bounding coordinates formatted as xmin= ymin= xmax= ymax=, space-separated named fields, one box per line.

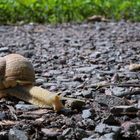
xmin=9 ymin=128 xmax=28 ymax=140
xmin=15 ymin=104 xmax=39 ymax=111
xmin=82 ymin=109 xmax=95 ymax=119
xmin=0 ymin=47 xmax=9 ymax=52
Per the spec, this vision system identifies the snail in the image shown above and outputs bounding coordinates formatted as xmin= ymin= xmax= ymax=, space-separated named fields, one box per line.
xmin=0 ymin=54 xmax=63 ymax=112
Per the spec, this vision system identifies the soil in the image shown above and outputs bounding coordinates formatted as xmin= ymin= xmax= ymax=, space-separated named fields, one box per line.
xmin=0 ymin=21 xmax=140 ymax=140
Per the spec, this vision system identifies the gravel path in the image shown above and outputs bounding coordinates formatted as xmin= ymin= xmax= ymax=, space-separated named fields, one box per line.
xmin=0 ymin=21 xmax=140 ymax=140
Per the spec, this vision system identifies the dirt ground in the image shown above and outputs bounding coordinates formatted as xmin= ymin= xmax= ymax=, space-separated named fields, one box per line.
xmin=0 ymin=21 xmax=140 ymax=140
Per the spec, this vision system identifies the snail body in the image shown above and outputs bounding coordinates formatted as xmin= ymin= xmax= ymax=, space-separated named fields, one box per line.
xmin=0 ymin=54 xmax=63 ymax=112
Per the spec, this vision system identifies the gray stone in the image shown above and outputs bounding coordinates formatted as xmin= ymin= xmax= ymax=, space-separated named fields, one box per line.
xmin=81 ymin=119 xmax=95 ymax=130
xmin=82 ymin=133 xmax=100 ymax=140
xmin=56 ymin=76 xmax=70 ymax=82
xmin=49 ymin=85 xmax=58 ymax=91
xmin=0 ymin=47 xmax=9 ymax=52
xmin=15 ymin=104 xmax=39 ymax=111
xmin=43 ymin=82 xmax=57 ymax=88
xmin=95 ymin=94 xmax=125 ymax=107
xmin=62 ymin=128 xmax=72 ymax=136
xmin=82 ymin=109 xmax=92 ymax=119
xmin=47 ymin=70 xmax=62 ymax=76
xmin=89 ymin=51 xmax=101 ymax=58
xmin=36 ymin=78 xmax=45 ymax=85
xmin=0 ymin=112 xmax=6 ymax=120
xmin=82 ymin=89 xmax=93 ymax=98
xmin=95 ymin=123 xmax=121 ymax=134
xmin=103 ymin=115 xmax=119 ymax=125
xmin=76 ymin=66 xmax=99 ymax=73
xmin=75 ymin=128 xmax=89 ymax=139
xmin=41 ymin=128 xmax=61 ymax=137
xmin=9 ymin=128 xmax=28 ymax=140
xmin=0 ymin=131 xmax=8 ymax=140
xmin=110 ymin=105 xmax=138 ymax=115
xmin=138 ymin=100 xmax=140 ymax=109
xmin=111 ymin=87 xmax=127 ymax=97
xmin=65 ymin=99 xmax=85 ymax=110
xmin=99 ymin=133 xmax=116 ymax=140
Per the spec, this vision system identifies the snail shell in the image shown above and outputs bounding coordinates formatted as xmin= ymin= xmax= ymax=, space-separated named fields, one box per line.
xmin=0 ymin=54 xmax=35 ymax=89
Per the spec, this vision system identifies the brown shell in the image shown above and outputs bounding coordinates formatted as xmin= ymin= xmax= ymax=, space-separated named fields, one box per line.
xmin=0 ymin=57 xmax=6 ymax=80
xmin=0 ymin=57 xmax=6 ymax=89
xmin=4 ymin=54 xmax=35 ymax=85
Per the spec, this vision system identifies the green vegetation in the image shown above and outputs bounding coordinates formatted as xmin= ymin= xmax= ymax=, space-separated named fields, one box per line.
xmin=0 ymin=0 xmax=140 ymax=24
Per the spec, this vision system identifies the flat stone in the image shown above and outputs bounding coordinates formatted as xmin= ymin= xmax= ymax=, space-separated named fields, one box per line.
xmin=47 ymin=70 xmax=62 ymax=76
xmin=15 ymin=104 xmax=39 ymax=111
xmin=95 ymin=123 xmax=121 ymax=134
xmin=82 ymin=109 xmax=95 ymax=119
xmin=0 ymin=112 xmax=6 ymax=120
xmin=111 ymin=87 xmax=128 ymax=97
xmin=43 ymin=82 xmax=57 ymax=88
xmin=76 ymin=66 xmax=99 ymax=73
xmin=62 ymin=81 xmax=80 ymax=88
xmin=82 ymin=133 xmax=100 ymax=140
xmin=82 ymin=109 xmax=92 ymax=119
xmin=41 ymin=128 xmax=61 ymax=137
xmin=62 ymin=128 xmax=72 ymax=136
xmin=36 ymin=78 xmax=45 ymax=85
xmin=75 ymin=128 xmax=89 ymax=139
xmin=0 ymin=47 xmax=9 ymax=52
xmin=121 ymin=121 xmax=140 ymax=132
xmin=8 ymin=128 xmax=28 ymax=140
xmin=89 ymin=51 xmax=101 ymax=58
xmin=0 ymin=131 xmax=7 ymax=140
xmin=103 ymin=115 xmax=120 ymax=125
xmin=99 ymin=132 xmax=116 ymax=140
xmin=82 ymin=89 xmax=93 ymax=98
xmin=65 ymin=99 xmax=85 ymax=110
xmin=95 ymin=94 xmax=125 ymax=107
xmin=138 ymin=100 xmax=140 ymax=109
xmin=110 ymin=105 xmax=138 ymax=115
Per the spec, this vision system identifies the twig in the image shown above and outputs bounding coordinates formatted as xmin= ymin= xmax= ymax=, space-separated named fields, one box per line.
xmin=88 ymin=82 xmax=140 ymax=88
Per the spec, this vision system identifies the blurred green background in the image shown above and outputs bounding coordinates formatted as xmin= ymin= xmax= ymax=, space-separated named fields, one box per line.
xmin=0 ymin=0 xmax=140 ymax=24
